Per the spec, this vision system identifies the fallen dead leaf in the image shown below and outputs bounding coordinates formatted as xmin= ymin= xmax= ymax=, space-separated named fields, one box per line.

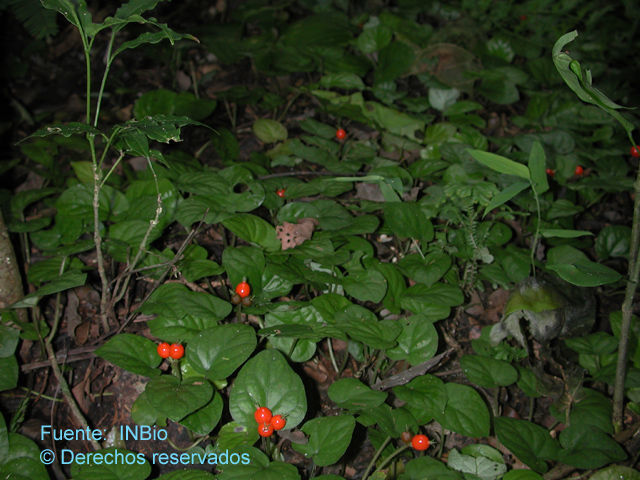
xmin=276 ymin=217 xmax=318 ymax=250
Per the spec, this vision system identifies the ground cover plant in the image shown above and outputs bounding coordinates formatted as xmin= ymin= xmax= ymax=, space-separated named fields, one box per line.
xmin=1 ymin=0 xmax=640 ymax=479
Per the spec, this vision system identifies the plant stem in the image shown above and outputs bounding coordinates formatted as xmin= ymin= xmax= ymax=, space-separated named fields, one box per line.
xmin=361 ymin=436 xmax=391 ymax=480
xmin=92 ymin=159 xmax=110 ymax=331
xmin=612 ymin=164 xmax=640 ymax=432
xmin=93 ymin=31 xmax=116 ymax=128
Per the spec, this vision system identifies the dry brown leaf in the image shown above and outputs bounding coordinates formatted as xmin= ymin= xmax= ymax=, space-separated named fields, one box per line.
xmin=276 ymin=217 xmax=318 ymax=250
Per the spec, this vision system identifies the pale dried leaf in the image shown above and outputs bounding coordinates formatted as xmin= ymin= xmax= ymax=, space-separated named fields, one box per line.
xmin=276 ymin=217 xmax=318 ymax=250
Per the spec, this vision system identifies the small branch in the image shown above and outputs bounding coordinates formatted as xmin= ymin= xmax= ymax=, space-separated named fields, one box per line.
xmin=45 ymin=343 xmax=101 ymax=450
xmin=371 ymin=349 xmax=454 ymax=390
xmin=613 ymin=165 xmax=640 ymax=432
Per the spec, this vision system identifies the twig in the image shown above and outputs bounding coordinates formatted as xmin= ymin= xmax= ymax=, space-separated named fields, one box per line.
xmin=613 ymin=166 xmax=640 ymax=432
xmin=371 ymin=349 xmax=454 ymax=390
xmin=114 ymin=211 xmax=209 ymax=335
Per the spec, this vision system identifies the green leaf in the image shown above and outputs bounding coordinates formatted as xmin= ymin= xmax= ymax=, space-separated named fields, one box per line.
xmin=357 ymin=24 xmax=392 ymax=54
xmin=483 ymin=181 xmax=529 ymax=217
xmin=156 ymin=471 xmax=216 ymax=480
xmin=552 ymin=31 xmax=634 ymax=136
xmin=383 ymin=202 xmax=433 ymax=242
xmin=215 ymin=422 xmax=258 ymax=451
xmin=386 ymin=316 xmax=438 ymax=366
xmin=546 ymin=245 xmax=622 ymax=287
xmin=253 ymin=119 xmax=288 ymax=143
xmin=188 ymin=325 xmax=256 ymax=381
xmin=438 ymin=383 xmax=490 ymax=438
xmin=397 ymin=253 xmax=451 ymax=287
xmin=319 ymin=73 xmax=364 ymax=90
xmin=447 ymin=448 xmax=506 ymax=479
xmin=540 ymin=229 xmax=593 ymax=238
xmin=179 ymin=390 xmax=224 ymax=436
xmin=589 ymin=466 xmax=640 ymax=480
xmin=222 ymin=214 xmax=280 ymax=252
xmin=376 ymin=41 xmax=414 ymax=84
xmin=502 ymin=471 xmax=544 ymax=480
xmin=217 ymin=450 xmax=301 ymax=480
xmin=11 ymin=271 xmax=87 ymax=308
xmin=94 ymin=333 xmax=161 ymax=377
xmin=460 ymin=355 xmax=518 ymax=388
xmin=0 ymin=356 xmax=18 ymax=391
xmin=0 ymin=433 xmax=50 ymax=480
xmin=229 ymin=350 xmax=307 ymax=429
xmin=399 ymin=456 xmax=463 ymax=480
xmin=0 ymin=414 xmax=7 ymax=460
xmin=334 ymin=305 xmax=401 ymax=349
xmin=26 ymin=121 xmax=101 ymax=139
xmin=393 ymin=375 xmax=447 ymax=425
xmin=558 ymin=423 xmax=626 ymax=468
xmin=292 ymin=416 xmax=355 ymax=467
xmin=528 ymin=141 xmax=548 ymax=194
xmin=70 ymin=447 xmax=151 ymax=480
xmin=595 ymin=225 xmax=631 ymax=259
xmin=467 ymin=149 xmax=530 ymax=180
xmin=0 ymin=325 xmax=20 ymax=358
xmin=342 ymin=269 xmax=387 ymax=302
xmin=328 ymin=378 xmax=387 ymax=411
xmin=134 ymin=89 xmax=216 ymax=122
xmin=145 ymin=376 xmax=213 ymax=422
xmin=494 ymin=417 xmax=559 ymax=473
xmin=113 ymin=29 xmax=196 ymax=58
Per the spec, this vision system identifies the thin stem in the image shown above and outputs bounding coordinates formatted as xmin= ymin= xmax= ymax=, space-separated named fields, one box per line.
xmin=530 ymin=186 xmax=542 ymax=278
xmin=612 ymin=164 xmax=640 ymax=432
xmin=93 ymin=31 xmax=117 ymax=128
xmin=326 ymin=338 xmax=339 ymax=373
xmin=99 ymin=150 xmax=125 ymax=189
xmin=92 ymin=159 xmax=110 ymax=331
xmin=369 ymin=444 xmax=411 ymax=479
xmin=361 ymin=436 xmax=392 ymax=480
xmin=45 ymin=342 xmax=101 ymax=450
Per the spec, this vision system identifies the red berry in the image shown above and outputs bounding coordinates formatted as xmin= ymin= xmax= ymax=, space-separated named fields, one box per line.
xmin=235 ymin=281 xmax=251 ymax=298
xmin=546 ymin=168 xmax=555 ymax=177
xmin=519 ymin=14 xmax=527 ymax=21
xmin=169 ymin=343 xmax=184 ymax=359
xmin=271 ymin=415 xmax=286 ymax=430
xmin=631 ymin=146 xmax=640 ymax=158
xmin=157 ymin=342 xmax=171 ymax=359
xmin=254 ymin=407 xmax=272 ymax=424
xmin=276 ymin=188 xmax=286 ymax=198
xmin=258 ymin=422 xmax=274 ymax=437
xmin=574 ymin=165 xmax=584 ymax=176
xmin=335 ymin=128 xmax=346 ymax=140
xmin=411 ymin=434 xmax=430 ymax=451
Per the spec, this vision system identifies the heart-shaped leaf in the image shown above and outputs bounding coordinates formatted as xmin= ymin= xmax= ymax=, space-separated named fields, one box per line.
xmin=230 ymin=350 xmax=307 ymax=429
xmin=188 ymin=325 xmax=256 ymax=380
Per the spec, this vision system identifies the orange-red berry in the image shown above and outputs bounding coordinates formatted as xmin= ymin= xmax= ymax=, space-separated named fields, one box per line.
xmin=335 ymin=128 xmax=346 ymax=140
xmin=271 ymin=415 xmax=286 ymax=430
xmin=411 ymin=434 xmax=430 ymax=451
xmin=157 ymin=342 xmax=171 ymax=358
xmin=235 ymin=281 xmax=251 ymax=298
xmin=575 ymin=165 xmax=584 ymax=176
xmin=546 ymin=168 xmax=555 ymax=177
xmin=276 ymin=188 xmax=286 ymax=198
xmin=169 ymin=343 xmax=184 ymax=359
xmin=254 ymin=407 xmax=272 ymax=424
xmin=631 ymin=146 xmax=640 ymax=158
xmin=258 ymin=422 xmax=274 ymax=437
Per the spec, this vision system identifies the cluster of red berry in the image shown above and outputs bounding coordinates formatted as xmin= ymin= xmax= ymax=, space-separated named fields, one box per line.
xmin=231 ymin=280 xmax=251 ymax=306
xmin=157 ymin=342 xmax=184 ymax=359
xmin=254 ymin=407 xmax=286 ymax=437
